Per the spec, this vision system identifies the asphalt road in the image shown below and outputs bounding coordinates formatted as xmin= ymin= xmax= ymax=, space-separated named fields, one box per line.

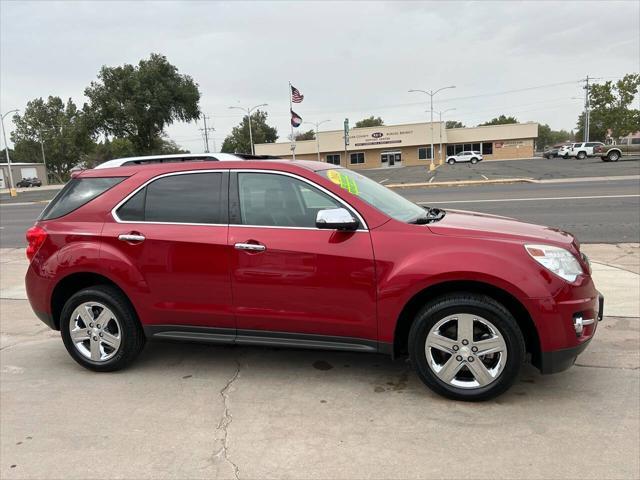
xmin=1 ymin=179 xmax=638 ymax=247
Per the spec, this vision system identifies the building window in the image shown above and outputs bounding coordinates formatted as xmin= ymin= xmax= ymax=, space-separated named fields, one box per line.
xmin=455 ymin=144 xmax=464 ymax=154
xmin=418 ymin=147 xmax=432 ymax=160
xmin=472 ymin=143 xmax=481 ymax=152
xmin=446 ymin=145 xmax=455 ymax=156
xmin=350 ymin=152 xmax=365 ymax=165
xmin=326 ymin=154 xmax=341 ymax=165
xmin=463 ymin=143 xmax=472 ymax=151
xmin=482 ymin=142 xmax=493 ymax=155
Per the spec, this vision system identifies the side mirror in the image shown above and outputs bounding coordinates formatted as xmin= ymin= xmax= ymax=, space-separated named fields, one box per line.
xmin=316 ymin=208 xmax=359 ymax=231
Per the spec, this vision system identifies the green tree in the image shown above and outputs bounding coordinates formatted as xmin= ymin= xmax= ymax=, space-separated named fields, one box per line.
xmin=575 ymin=73 xmax=640 ymax=141
xmin=11 ymin=96 xmax=94 ymax=180
xmin=445 ymin=120 xmax=465 ymax=129
xmin=84 ymin=53 xmax=201 ymax=154
xmin=536 ymin=124 xmax=573 ymax=149
xmin=355 ymin=116 xmax=384 ymax=128
xmin=294 ymin=129 xmax=315 ymax=141
xmin=479 ymin=115 xmax=519 ymax=126
xmin=221 ymin=110 xmax=278 ymax=154
xmin=86 ymin=136 xmax=189 ymax=168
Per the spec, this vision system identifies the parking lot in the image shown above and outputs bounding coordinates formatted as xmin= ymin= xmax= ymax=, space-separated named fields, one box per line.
xmin=1 ymin=242 xmax=639 ymax=479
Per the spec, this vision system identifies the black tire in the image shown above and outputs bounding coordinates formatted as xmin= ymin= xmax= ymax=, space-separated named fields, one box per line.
xmin=447 ymin=158 xmax=455 ymax=165
xmin=408 ymin=293 xmax=525 ymax=401
xmin=577 ymin=151 xmax=586 ymax=160
xmin=601 ymin=157 xmax=609 ymax=162
xmin=60 ymin=285 xmax=145 ymax=372
xmin=470 ymin=157 xmax=478 ymax=164
xmin=562 ymin=154 xmax=569 ymax=159
xmin=607 ymin=151 xmax=620 ymax=162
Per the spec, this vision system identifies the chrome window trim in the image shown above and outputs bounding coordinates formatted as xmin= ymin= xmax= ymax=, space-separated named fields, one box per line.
xmin=111 ymin=170 xmax=228 ymax=226
xmin=111 ymin=168 xmax=369 ymax=231
xmin=233 ymin=169 xmax=369 ymax=231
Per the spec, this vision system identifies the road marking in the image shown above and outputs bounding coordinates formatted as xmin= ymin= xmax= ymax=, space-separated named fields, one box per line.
xmin=418 ymin=194 xmax=640 ymax=205
xmin=481 ymin=174 xmax=488 ymax=180
xmin=428 ymin=176 xmax=435 ymax=183
xmin=379 ymin=178 xmax=389 ymax=184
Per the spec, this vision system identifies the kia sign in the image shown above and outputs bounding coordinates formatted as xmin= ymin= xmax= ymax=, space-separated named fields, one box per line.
xmin=372 ymin=132 xmax=383 ymax=139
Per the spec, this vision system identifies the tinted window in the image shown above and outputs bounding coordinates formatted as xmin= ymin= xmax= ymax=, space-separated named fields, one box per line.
xmin=40 ymin=177 xmax=125 ymax=220
xmin=326 ymin=154 xmax=341 ymax=165
xmin=482 ymin=143 xmax=493 ymax=154
xmin=117 ymin=172 xmax=224 ymax=224
xmin=237 ymin=173 xmax=343 ymax=228
xmin=632 ymin=138 xmax=640 ymax=145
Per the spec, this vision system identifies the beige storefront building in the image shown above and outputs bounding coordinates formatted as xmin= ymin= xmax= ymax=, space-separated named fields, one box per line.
xmin=255 ymin=121 xmax=538 ymax=169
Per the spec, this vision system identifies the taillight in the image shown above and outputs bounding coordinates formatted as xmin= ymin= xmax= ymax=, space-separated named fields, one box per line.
xmin=26 ymin=226 xmax=47 ymax=261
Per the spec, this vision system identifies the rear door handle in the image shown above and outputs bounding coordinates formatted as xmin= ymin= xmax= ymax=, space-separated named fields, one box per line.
xmin=234 ymin=242 xmax=266 ymax=252
xmin=118 ymin=233 xmax=146 ymax=243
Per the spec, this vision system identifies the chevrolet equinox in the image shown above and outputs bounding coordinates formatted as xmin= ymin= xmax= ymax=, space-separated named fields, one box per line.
xmin=25 ymin=156 xmax=603 ymax=401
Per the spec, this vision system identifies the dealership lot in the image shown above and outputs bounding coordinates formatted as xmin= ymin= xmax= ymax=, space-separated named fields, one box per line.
xmin=1 ymin=243 xmax=639 ymax=479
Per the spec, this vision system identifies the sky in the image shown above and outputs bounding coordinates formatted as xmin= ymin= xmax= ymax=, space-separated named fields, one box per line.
xmin=1 ymin=0 xmax=639 ymax=153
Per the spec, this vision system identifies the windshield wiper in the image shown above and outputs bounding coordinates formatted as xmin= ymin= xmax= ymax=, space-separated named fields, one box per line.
xmin=409 ymin=207 xmax=446 ymax=224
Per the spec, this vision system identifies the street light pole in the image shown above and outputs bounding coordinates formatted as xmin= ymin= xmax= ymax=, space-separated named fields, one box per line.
xmin=303 ymin=120 xmax=330 ymax=162
xmin=229 ymin=103 xmax=268 ymax=155
xmin=409 ymin=86 xmax=456 ymax=170
xmin=1 ymin=109 xmax=19 ymax=194
xmin=434 ymin=108 xmax=456 ymax=163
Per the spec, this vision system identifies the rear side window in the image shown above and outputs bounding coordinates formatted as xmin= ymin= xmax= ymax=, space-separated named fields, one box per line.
xmin=116 ymin=172 xmax=224 ymax=224
xmin=39 ymin=177 xmax=125 ymax=220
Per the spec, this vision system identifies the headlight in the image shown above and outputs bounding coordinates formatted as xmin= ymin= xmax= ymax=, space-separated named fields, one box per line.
xmin=525 ymin=244 xmax=584 ymax=282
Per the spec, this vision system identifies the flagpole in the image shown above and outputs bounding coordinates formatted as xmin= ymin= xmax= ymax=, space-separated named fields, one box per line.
xmin=289 ymin=81 xmax=296 ymax=161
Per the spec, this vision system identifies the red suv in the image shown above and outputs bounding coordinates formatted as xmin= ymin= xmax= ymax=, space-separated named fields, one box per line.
xmin=25 ymin=158 xmax=603 ymax=401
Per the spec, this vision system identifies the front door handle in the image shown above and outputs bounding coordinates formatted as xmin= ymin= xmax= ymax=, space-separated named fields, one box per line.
xmin=234 ymin=242 xmax=266 ymax=252
xmin=118 ymin=233 xmax=146 ymax=243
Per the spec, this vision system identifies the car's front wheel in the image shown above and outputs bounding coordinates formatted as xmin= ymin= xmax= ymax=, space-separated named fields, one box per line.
xmin=409 ymin=293 xmax=525 ymax=401
xmin=577 ymin=151 xmax=587 ymax=159
xmin=60 ymin=285 xmax=145 ymax=372
xmin=447 ymin=158 xmax=455 ymax=165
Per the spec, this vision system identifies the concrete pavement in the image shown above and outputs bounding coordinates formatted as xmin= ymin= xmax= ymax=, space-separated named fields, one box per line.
xmin=1 ymin=246 xmax=639 ymax=479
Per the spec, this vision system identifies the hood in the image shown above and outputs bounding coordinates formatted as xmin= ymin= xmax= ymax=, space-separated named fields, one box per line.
xmin=428 ymin=209 xmax=577 ymax=248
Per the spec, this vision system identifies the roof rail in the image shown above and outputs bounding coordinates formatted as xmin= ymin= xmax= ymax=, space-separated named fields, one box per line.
xmin=95 ymin=153 xmax=244 ymax=169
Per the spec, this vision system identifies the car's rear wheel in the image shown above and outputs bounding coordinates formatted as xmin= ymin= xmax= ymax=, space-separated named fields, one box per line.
xmin=408 ymin=293 xmax=525 ymax=401
xmin=60 ymin=286 xmax=145 ymax=372
xmin=577 ymin=151 xmax=587 ymax=159
xmin=447 ymin=158 xmax=455 ymax=165
xmin=470 ymin=157 xmax=478 ymax=164
xmin=607 ymin=151 xmax=620 ymax=162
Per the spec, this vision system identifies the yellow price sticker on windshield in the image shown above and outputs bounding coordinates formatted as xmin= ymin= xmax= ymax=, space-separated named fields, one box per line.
xmin=326 ymin=170 xmax=360 ymax=195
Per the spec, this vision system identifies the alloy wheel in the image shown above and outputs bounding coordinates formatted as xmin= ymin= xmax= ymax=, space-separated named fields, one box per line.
xmin=425 ymin=313 xmax=507 ymax=389
xmin=69 ymin=302 xmax=122 ymax=362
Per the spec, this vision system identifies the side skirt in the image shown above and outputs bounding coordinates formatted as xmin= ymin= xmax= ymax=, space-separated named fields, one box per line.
xmin=143 ymin=325 xmax=389 ymax=354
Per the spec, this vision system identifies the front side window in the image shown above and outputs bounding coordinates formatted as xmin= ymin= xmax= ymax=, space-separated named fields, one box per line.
xmin=319 ymin=168 xmax=425 ymax=223
xmin=116 ymin=172 xmax=224 ymax=224
xmin=350 ymin=152 xmax=365 ymax=165
xmin=237 ymin=172 xmax=344 ymax=228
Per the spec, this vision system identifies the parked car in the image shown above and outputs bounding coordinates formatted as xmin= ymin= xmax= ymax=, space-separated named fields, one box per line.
xmin=25 ymin=155 xmax=602 ymax=401
xmin=542 ymin=144 xmax=566 ymax=159
xmin=595 ymin=137 xmax=640 ymax=162
xmin=17 ymin=177 xmax=42 ymax=187
xmin=446 ymin=151 xmax=483 ymax=164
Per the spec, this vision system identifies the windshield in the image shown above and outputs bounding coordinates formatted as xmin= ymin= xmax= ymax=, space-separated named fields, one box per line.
xmin=318 ymin=168 xmax=427 ymax=223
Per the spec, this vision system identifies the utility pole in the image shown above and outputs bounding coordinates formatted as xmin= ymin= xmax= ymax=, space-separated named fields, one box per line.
xmin=200 ymin=115 xmax=215 ymax=153
xmin=1 ymin=109 xmax=19 ymax=196
xmin=584 ymin=75 xmax=590 ymax=142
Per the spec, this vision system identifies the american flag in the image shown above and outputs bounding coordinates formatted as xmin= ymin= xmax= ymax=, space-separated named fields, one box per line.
xmin=291 ymin=85 xmax=304 ymax=103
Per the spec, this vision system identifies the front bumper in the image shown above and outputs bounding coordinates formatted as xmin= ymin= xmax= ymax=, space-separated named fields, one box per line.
xmin=538 ymin=293 xmax=604 ymax=374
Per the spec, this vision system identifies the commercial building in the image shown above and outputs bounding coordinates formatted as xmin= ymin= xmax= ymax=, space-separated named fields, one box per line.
xmin=255 ymin=121 xmax=538 ymax=169
xmin=0 ymin=162 xmax=48 ymax=189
